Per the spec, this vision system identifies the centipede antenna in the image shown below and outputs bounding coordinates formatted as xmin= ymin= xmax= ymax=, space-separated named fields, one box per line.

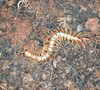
xmin=57 ymin=17 xmax=66 ymax=22
xmin=57 ymin=17 xmax=69 ymax=33
xmin=59 ymin=22 xmax=63 ymax=27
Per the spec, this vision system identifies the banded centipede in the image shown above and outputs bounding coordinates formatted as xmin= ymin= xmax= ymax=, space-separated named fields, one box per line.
xmin=23 ymin=17 xmax=86 ymax=62
xmin=24 ymin=29 xmax=86 ymax=62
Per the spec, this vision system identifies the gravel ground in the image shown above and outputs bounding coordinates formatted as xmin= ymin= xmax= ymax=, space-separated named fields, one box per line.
xmin=0 ymin=0 xmax=100 ymax=90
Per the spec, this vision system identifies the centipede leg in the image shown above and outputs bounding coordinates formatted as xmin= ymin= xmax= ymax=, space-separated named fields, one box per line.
xmin=80 ymin=40 xmax=86 ymax=51
xmin=76 ymin=40 xmax=80 ymax=48
xmin=73 ymin=31 xmax=77 ymax=37
xmin=70 ymin=29 xmax=72 ymax=36
xmin=76 ymin=32 xmax=81 ymax=38
xmin=70 ymin=29 xmax=74 ymax=44
xmin=62 ymin=37 xmax=66 ymax=45
xmin=67 ymin=38 xmax=70 ymax=44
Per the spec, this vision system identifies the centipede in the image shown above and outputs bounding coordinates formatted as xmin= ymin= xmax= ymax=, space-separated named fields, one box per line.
xmin=23 ymin=17 xmax=86 ymax=62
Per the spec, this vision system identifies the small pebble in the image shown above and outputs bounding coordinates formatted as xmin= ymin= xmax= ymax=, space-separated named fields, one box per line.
xmin=41 ymin=72 xmax=47 ymax=81
xmin=77 ymin=24 xmax=83 ymax=32
xmin=57 ymin=55 xmax=62 ymax=62
xmin=65 ymin=67 xmax=70 ymax=75
xmin=66 ymin=14 xmax=73 ymax=23
xmin=44 ymin=11 xmax=48 ymax=15
xmin=30 ymin=32 xmax=35 ymax=39
xmin=53 ymin=60 xmax=57 ymax=68
xmin=34 ymin=72 xmax=39 ymax=80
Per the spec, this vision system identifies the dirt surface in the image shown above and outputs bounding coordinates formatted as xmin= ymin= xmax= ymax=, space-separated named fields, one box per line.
xmin=0 ymin=0 xmax=100 ymax=90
